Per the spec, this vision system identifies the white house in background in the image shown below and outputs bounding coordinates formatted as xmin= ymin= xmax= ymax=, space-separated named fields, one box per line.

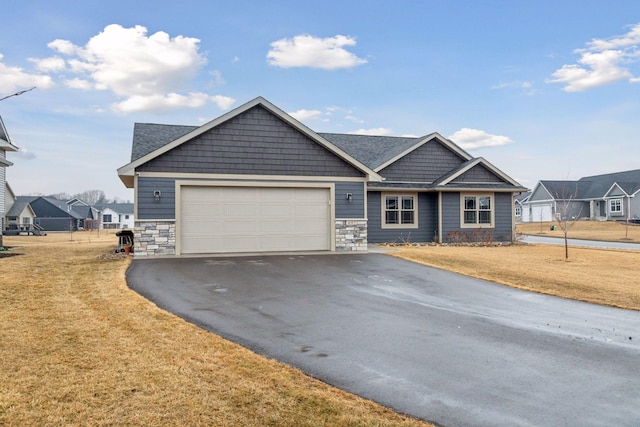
xmin=522 ymin=169 xmax=640 ymax=223
xmin=0 ymin=116 xmax=19 ymax=242
xmin=95 ymin=203 xmax=134 ymax=229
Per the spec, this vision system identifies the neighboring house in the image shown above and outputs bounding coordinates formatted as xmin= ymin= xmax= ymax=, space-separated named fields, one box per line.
xmin=94 ymin=203 xmax=134 ymax=229
xmin=15 ymin=196 xmax=93 ymax=231
xmin=4 ymin=184 xmax=37 ymax=234
xmin=522 ymin=169 xmax=640 ymax=222
xmin=117 ymin=97 xmax=526 ymax=257
xmin=0 ymin=116 xmax=19 ymax=244
xmin=514 ymin=191 xmax=531 ymax=223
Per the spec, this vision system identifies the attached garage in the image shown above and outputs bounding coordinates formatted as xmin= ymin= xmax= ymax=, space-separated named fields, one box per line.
xmin=178 ymin=184 xmax=332 ymax=254
xmin=531 ymin=204 xmax=553 ymax=222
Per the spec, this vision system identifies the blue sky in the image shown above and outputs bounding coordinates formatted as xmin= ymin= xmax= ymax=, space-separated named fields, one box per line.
xmin=1 ymin=1 xmax=639 ymax=201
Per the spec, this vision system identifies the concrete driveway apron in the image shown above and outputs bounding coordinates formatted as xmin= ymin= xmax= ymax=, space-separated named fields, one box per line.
xmin=127 ymin=253 xmax=640 ymax=427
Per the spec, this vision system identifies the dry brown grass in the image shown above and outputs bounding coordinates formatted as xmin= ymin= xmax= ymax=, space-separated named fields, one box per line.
xmin=517 ymin=220 xmax=640 ymax=243
xmin=392 ymin=244 xmax=640 ymax=311
xmin=0 ymin=231 xmax=430 ymax=426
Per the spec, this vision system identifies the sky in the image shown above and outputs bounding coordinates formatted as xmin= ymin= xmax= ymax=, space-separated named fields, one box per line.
xmin=1 ymin=1 xmax=639 ymax=202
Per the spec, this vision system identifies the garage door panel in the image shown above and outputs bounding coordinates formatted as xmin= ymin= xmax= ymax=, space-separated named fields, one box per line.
xmin=180 ymin=186 xmax=330 ymax=254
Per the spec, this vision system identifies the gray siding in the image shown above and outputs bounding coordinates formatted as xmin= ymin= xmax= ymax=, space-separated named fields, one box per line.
xmin=557 ymin=201 xmax=589 ymax=220
xmin=137 ymin=105 xmax=363 ymax=178
xmin=441 ymin=192 xmax=513 ymax=242
xmin=452 ymin=164 xmax=503 ymax=183
xmin=335 ymin=181 xmax=365 ymax=218
xmin=378 ymin=139 xmax=465 ymax=182
xmin=367 ymin=192 xmax=437 ymax=243
xmin=529 ymin=184 xmax=553 ymax=202
xmin=138 ymin=178 xmax=176 ymax=220
xmin=137 ymin=177 xmax=365 ymax=220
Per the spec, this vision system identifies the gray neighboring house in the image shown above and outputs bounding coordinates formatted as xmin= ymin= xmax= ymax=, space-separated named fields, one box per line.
xmin=523 ymin=169 xmax=640 ymax=222
xmin=14 ymin=196 xmax=93 ymax=231
xmin=117 ymin=97 xmax=526 ymax=257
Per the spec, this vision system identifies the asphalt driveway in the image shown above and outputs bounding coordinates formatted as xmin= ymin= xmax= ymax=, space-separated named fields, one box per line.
xmin=127 ymin=253 xmax=640 ymax=427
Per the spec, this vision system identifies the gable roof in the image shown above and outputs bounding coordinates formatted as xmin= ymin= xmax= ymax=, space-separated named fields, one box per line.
xmin=433 ymin=157 xmax=523 ymax=189
xmin=94 ymin=203 xmax=134 ymax=214
xmin=118 ymin=97 xmax=382 ymax=187
xmin=7 ymin=198 xmax=36 ymax=217
xmin=16 ymin=196 xmax=86 ymax=219
xmin=535 ymin=169 xmax=640 ymax=201
xmin=323 ymin=132 xmax=473 ymax=172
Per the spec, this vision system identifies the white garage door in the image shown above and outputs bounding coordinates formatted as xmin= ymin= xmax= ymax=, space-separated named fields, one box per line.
xmin=180 ymin=186 xmax=330 ymax=254
xmin=531 ymin=205 xmax=553 ymax=222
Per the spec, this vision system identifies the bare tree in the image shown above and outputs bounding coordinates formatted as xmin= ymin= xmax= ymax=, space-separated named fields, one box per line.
xmin=73 ymin=190 xmax=107 ymax=205
xmin=555 ymin=184 xmax=583 ymax=260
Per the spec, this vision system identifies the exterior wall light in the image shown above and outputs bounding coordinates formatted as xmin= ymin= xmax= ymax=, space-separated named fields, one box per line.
xmin=154 ymin=190 xmax=161 ymax=201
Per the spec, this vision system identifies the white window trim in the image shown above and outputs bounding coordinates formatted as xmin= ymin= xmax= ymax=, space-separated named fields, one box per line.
xmin=460 ymin=193 xmax=495 ymax=228
xmin=609 ymin=198 xmax=623 ymax=216
xmin=381 ymin=192 xmax=419 ymax=229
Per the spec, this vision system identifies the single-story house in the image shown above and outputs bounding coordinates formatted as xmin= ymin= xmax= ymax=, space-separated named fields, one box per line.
xmin=94 ymin=203 xmax=135 ymax=229
xmin=522 ymin=169 xmax=640 ymax=223
xmin=117 ymin=97 xmax=526 ymax=257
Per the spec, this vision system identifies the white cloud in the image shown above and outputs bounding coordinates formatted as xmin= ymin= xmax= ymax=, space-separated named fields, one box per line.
xmin=38 ymin=24 xmax=233 ymax=113
xmin=9 ymin=147 xmax=37 ymax=160
xmin=29 ymin=56 xmax=66 ymax=73
xmin=448 ymin=128 xmax=513 ymax=150
xmin=113 ymin=92 xmax=235 ymax=113
xmin=492 ymin=80 xmax=537 ymax=95
xmin=548 ymin=23 xmax=640 ymax=91
xmin=64 ymin=78 xmax=92 ymax=90
xmin=267 ymin=34 xmax=367 ymax=70
xmin=0 ymin=53 xmax=54 ymax=94
xmin=289 ymin=109 xmax=323 ymax=122
xmin=348 ymin=127 xmax=392 ymax=136
xmin=210 ymin=95 xmax=235 ymax=110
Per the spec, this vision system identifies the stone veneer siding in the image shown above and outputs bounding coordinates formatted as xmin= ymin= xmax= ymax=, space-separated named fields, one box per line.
xmin=134 ymin=221 xmax=176 ymax=256
xmin=335 ymin=219 xmax=368 ymax=251
xmin=134 ymin=219 xmax=367 ymax=256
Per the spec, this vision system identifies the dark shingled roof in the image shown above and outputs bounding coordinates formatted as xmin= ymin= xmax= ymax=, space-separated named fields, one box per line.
xmin=6 ymin=198 xmax=32 ymax=216
xmin=94 ymin=203 xmax=134 ymax=214
xmin=131 ymin=123 xmax=198 ymax=161
xmin=540 ymin=169 xmax=640 ymax=200
xmin=319 ymin=133 xmax=419 ymax=170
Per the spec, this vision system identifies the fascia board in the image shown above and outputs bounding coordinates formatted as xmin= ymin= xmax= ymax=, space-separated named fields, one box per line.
xmin=374 ymin=132 xmax=473 ymax=173
xmin=603 ymin=182 xmax=630 ymax=198
xmin=117 ymin=96 xmax=383 ymax=183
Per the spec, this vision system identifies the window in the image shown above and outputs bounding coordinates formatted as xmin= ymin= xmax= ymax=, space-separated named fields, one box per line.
xmin=461 ymin=194 xmax=494 ymax=228
xmin=22 ymin=217 xmax=31 ymax=225
xmin=609 ymin=199 xmax=622 ymax=216
xmin=125 ymin=215 xmax=130 ymax=220
xmin=382 ymin=194 xmax=418 ymax=228
xmin=103 ymin=214 xmax=112 ymax=223
xmin=515 ymin=206 xmax=522 ymax=216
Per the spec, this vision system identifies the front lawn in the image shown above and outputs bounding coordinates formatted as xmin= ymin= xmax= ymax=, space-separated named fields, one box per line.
xmin=0 ymin=232 xmax=430 ymax=426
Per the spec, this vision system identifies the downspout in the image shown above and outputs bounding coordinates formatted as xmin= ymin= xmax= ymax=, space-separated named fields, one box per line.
xmin=438 ymin=192 xmax=443 ymax=243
